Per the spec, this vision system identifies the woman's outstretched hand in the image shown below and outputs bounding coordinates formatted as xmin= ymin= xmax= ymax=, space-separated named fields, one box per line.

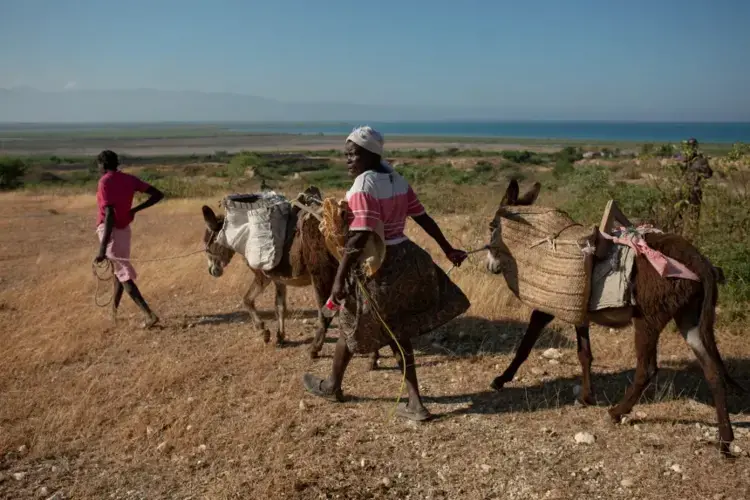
xmin=445 ymin=248 xmax=468 ymax=267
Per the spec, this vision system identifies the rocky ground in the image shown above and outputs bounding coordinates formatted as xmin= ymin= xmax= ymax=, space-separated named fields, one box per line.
xmin=1 ymin=192 xmax=748 ymax=500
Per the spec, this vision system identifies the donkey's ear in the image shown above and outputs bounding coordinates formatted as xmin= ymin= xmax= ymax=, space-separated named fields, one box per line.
xmin=202 ymin=205 xmax=221 ymax=232
xmin=500 ymin=179 xmax=520 ymax=206
xmin=517 ymin=182 xmax=541 ymax=206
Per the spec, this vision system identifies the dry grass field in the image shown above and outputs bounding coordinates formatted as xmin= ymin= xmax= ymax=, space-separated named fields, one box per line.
xmin=1 ymin=145 xmax=750 ymax=499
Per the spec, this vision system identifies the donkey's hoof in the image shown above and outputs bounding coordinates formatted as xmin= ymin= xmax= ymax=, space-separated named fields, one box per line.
xmin=369 ymin=360 xmax=379 ymax=371
xmin=275 ymin=337 xmax=286 ymax=348
xmin=607 ymin=408 xmax=626 ymax=424
xmin=719 ymin=442 xmax=738 ymax=459
xmin=490 ymin=375 xmax=510 ymax=392
xmin=262 ymin=329 xmax=272 ymax=344
xmin=576 ymin=395 xmax=595 ymax=407
xmin=309 ymin=350 xmax=320 ymax=360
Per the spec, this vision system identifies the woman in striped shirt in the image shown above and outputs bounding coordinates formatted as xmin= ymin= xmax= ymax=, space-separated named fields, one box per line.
xmin=303 ymin=126 xmax=470 ymax=421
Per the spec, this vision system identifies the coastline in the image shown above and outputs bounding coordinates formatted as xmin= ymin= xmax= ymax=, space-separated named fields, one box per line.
xmin=0 ymin=130 xmax=739 ymax=157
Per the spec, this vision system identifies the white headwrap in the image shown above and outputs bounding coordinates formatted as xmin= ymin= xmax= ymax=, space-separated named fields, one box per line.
xmin=346 ymin=125 xmax=393 ymax=172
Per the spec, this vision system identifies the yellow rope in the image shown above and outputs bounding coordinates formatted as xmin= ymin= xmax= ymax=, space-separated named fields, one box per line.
xmin=353 ymin=277 xmax=408 ymax=420
xmin=91 ymin=249 xmax=205 ymax=308
xmin=107 ymin=249 xmax=206 ymax=263
xmin=92 ymin=260 xmax=115 ymax=308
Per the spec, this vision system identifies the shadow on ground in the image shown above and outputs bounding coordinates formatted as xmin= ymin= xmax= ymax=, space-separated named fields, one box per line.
xmin=345 ymin=357 xmax=750 ymax=422
xmin=415 ymin=315 xmax=574 ymax=357
xmin=181 ymin=308 xmax=321 ymax=326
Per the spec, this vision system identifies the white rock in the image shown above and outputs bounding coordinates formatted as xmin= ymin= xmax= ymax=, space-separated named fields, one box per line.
xmin=39 ymin=486 xmax=49 ymax=496
xmin=620 ymin=479 xmax=634 ymax=488
xmin=548 ymin=359 xmax=560 ymax=365
xmin=480 ymin=464 xmax=491 ymax=473
xmin=437 ymin=472 xmax=446 ymax=482
xmin=186 ymin=425 xmax=193 ymax=432
xmin=156 ymin=441 xmax=169 ymax=453
xmin=18 ymin=445 xmax=27 ymax=454
xmin=542 ymin=348 xmax=562 ymax=360
xmin=187 ymin=396 xmax=195 ymax=403
xmin=146 ymin=426 xmax=155 ymax=437
xmin=730 ymin=444 xmax=742 ymax=454
xmin=198 ymin=444 xmax=207 ymax=452
xmin=574 ymin=432 xmax=596 ymax=445
xmin=531 ymin=367 xmax=547 ymax=376
xmin=381 ymin=477 xmax=392 ymax=488
xmin=299 ymin=400 xmax=307 ymax=411
xmin=609 ymin=328 xmax=616 ymax=334
xmin=670 ymin=464 xmax=683 ymax=474
xmin=360 ymin=459 xmax=366 ymax=468
xmin=635 ymin=411 xmax=647 ymax=419
xmin=12 ymin=472 xmax=26 ymax=481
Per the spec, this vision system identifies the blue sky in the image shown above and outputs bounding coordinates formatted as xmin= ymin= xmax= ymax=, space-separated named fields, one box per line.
xmin=1 ymin=0 xmax=749 ymax=120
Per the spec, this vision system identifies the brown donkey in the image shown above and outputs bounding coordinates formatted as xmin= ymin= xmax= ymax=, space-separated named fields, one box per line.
xmin=202 ymin=187 xmax=386 ymax=368
xmin=486 ymin=179 xmax=741 ymax=456
xmin=202 ymin=187 xmax=338 ymax=359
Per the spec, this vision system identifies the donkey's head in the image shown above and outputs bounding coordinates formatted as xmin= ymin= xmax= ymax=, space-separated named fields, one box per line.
xmin=486 ymin=179 xmax=542 ymax=274
xmin=202 ymin=205 xmax=236 ymax=278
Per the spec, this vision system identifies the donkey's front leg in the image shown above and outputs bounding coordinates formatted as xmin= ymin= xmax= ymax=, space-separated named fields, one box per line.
xmin=244 ymin=271 xmax=271 ymax=343
xmin=274 ymin=283 xmax=288 ymax=346
xmin=491 ymin=310 xmax=554 ymax=391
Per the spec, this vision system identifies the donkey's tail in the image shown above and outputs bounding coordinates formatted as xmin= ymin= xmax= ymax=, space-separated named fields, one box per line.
xmin=698 ymin=257 xmax=745 ymax=393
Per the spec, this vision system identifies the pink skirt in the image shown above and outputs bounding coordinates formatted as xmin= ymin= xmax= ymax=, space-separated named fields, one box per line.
xmin=96 ymin=225 xmax=137 ymax=282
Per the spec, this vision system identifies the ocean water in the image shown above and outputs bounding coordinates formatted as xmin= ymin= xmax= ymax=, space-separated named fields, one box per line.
xmin=230 ymin=121 xmax=750 ymax=144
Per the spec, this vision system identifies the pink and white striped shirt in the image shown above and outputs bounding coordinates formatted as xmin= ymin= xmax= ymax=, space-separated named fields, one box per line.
xmin=346 ymin=170 xmax=425 ymax=245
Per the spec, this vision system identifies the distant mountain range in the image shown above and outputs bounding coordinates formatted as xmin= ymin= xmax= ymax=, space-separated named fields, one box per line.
xmin=0 ymin=87 xmax=509 ymax=123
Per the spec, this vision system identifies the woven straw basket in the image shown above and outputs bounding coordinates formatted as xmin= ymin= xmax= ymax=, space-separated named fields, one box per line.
xmin=318 ymin=197 xmax=385 ymax=277
xmin=492 ymin=206 xmax=596 ymax=325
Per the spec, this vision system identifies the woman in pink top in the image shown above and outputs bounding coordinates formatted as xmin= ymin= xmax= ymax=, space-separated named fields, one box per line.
xmin=94 ymin=150 xmax=164 ymax=328
xmin=303 ymin=126 xmax=470 ymax=421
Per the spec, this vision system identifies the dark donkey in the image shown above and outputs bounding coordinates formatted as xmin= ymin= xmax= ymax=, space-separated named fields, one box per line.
xmin=202 ymin=187 xmax=387 ymax=368
xmin=202 ymin=187 xmax=337 ymax=358
xmin=486 ymin=179 xmax=741 ymax=456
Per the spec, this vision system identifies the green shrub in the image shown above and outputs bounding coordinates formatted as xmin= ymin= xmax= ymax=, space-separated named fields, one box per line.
xmin=500 ymin=150 xmax=544 ymax=164
xmin=226 ymin=152 xmax=263 ymax=178
xmin=556 ymin=146 xmax=583 ymax=163
xmin=552 ymin=158 xmax=575 ymax=179
xmin=0 ymin=157 xmax=29 ymax=190
xmin=726 ymin=142 xmax=750 ymax=162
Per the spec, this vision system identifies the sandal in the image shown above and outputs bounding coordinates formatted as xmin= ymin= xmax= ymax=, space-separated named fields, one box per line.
xmin=302 ymin=374 xmax=344 ymax=402
xmin=395 ymin=402 xmax=433 ymax=422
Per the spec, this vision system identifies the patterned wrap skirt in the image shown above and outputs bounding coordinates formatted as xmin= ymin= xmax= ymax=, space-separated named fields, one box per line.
xmin=339 ymin=239 xmax=471 ymax=354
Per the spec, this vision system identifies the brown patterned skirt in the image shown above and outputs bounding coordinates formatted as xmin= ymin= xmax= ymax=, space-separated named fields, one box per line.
xmin=338 ymin=239 xmax=471 ymax=354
